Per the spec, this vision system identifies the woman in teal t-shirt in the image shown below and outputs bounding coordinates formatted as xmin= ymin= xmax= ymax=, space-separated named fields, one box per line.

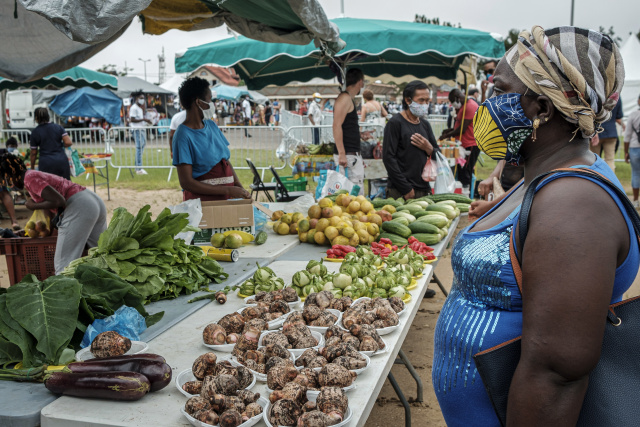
xmin=172 ymin=77 xmax=250 ymax=201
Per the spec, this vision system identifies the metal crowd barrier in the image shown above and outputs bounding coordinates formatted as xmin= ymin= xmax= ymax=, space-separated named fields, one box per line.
xmin=0 ymin=129 xmax=31 ymax=146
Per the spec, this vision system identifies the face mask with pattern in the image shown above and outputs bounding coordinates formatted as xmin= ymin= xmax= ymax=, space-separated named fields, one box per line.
xmin=473 ymin=92 xmax=533 ymax=166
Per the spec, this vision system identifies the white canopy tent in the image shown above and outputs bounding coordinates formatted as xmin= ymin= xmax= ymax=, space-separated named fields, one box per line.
xmin=620 ymin=36 xmax=640 ymax=118
xmin=159 ymin=75 xmax=187 ymax=94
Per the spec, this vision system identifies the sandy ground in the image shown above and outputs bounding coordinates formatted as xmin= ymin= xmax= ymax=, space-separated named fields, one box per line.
xmin=2 ymin=189 xmax=639 ymax=426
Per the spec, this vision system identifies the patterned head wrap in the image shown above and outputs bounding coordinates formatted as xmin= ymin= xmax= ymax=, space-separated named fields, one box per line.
xmin=0 ymin=154 xmax=26 ymax=188
xmin=506 ymin=26 xmax=625 ymax=138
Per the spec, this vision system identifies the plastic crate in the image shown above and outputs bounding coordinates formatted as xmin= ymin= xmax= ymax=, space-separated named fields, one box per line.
xmin=0 ymin=236 xmax=58 ymax=285
xmin=271 ymin=175 xmax=308 ymax=192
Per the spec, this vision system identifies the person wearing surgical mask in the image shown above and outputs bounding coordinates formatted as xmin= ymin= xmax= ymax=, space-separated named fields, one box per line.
xmin=172 ymin=77 xmax=249 ymax=201
xmin=383 ymin=80 xmax=440 ymax=203
xmin=128 ymin=91 xmax=153 ymax=175
xmin=308 ymin=93 xmax=324 ymax=145
xmin=440 ymin=88 xmax=480 ymax=190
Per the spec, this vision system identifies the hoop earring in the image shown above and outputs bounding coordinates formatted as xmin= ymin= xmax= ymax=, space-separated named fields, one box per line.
xmin=532 ymin=118 xmax=541 ymax=142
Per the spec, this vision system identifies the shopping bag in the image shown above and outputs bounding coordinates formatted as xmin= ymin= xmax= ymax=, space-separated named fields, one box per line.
xmin=422 ymin=158 xmax=437 ymax=182
xmin=318 ymin=169 xmax=355 ymax=199
xmin=433 ymin=151 xmax=456 ymax=194
xmin=169 ymin=198 xmax=203 ymax=245
xmin=65 ymin=147 xmax=86 ymax=177
xmin=25 ymin=209 xmax=52 ymax=237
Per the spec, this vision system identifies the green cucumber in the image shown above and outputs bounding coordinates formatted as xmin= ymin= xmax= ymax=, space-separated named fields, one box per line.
xmin=427 ymin=193 xmax=473 ymax=204
xmin=381 ymin=221 xmax=412 ymax=238
xmin=425 ymin=204 xmax=456 ymax=220
xmin=416 ymin=215 xmax=449 ymax=229
xmin=408 ymin=221 xmax=441 ymax=235
xmin=390 ymin=217 xmax=410 ymax=226
xmin=411 ymin=233 xmax=442 ymax=245
xmin=378 ymin=233 xmax=409 ymax=246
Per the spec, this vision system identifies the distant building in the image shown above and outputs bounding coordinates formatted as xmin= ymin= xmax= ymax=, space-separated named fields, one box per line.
xmin=189 ymin=66 xmax=240 ymax=87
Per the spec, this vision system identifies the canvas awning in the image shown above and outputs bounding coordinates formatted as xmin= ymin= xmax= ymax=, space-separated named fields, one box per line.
xmin=0 ymin=67 xmax=117 ymax=91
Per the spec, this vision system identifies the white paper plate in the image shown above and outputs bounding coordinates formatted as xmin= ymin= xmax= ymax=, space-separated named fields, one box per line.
xmin=351 ymin=296 xmax=406 ymax=316
xmin=202 ymin=340 xmax=236 ymax=352
xmin=174 ymin=367 xmax=255 ymax=398
xmin=182 ymin=396 xmax=268 ymax=427
xmin=360 ymin=336 xmax=390 ymax=357
xmin=339 ymin=317 xmax=400 ymax=336
xmin=236 ymin=308 xmax=287 ymax=330
xmin=75 ymin=341 xmax=148 ymax=362
xmin=310 ymin=352 xmax=371 ymax=376
xmin=263 ymin=397 xmax=353 ymax=427
xmin=228 ymin=351 xmax=296 ymax=383
xmin=243 ymin=295 xmax=301 ymax=308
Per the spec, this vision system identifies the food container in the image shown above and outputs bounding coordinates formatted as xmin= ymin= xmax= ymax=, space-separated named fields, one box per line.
xmin=174 ymin=366 xmax=256 ymax=398
xmin=263 ymin=393 xmax=353 ymax=427
xmin=228 ymin=351 xmax=297 ymax=382
xmin=74 ymin=341 xmax=148 ymax=362
xmin=257 ymin=331 xmax=324 ymax=358
xmin=236 ymin=307 xmax=287 ymax=330
xmin=306 ymin=309 xmax=343 ymax=334
xmin=309 ymin=352 xmax=371 ymax=376
xmin=181 ymin=396 xmax=268 ymax=427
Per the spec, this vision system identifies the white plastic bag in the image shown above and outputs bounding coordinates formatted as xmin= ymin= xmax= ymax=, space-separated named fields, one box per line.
xmin=318 ymin=170 xmax=354 ymax=199
xmin=433 ymin=151 xmax=456 ymax=194
xmin=169 ymin=198 xmax=203 ymax=245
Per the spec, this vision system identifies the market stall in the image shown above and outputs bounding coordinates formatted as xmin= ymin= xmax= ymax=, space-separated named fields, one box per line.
xmin=39 ymin=218 xmax=458 ymax=427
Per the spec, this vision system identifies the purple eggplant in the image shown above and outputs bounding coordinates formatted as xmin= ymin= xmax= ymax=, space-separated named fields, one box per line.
xmin=82 ymin=353 xmax=166 ymax=364
xmin=45 ymin=371 xmax=150 ymax=401
xmin=67 ymin=359 xmax=172 ymax=392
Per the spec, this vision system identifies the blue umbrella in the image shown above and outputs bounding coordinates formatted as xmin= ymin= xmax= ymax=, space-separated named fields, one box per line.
xmin=212 ymin=84 xmax=250 ymax=102
xmin=49 ymin=87 xmax=122 ymax=124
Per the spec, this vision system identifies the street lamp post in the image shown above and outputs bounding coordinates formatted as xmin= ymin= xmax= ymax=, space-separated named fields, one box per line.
xmin=138 ymin=58 xmax=150 ymax=81
xmin=570 ymin=0 xmax=575 ymax=25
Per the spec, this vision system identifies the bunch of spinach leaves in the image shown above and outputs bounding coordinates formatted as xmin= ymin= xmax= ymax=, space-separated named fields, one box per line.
xmin=63 ymin=205 xmax=228 ymax=303
xmin=0 ymin=264 xmax=164 ymax=367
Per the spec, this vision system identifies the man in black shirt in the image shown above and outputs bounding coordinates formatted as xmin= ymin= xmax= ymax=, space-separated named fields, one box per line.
xmin=333 ymin=68 xmax=365 ymax=194
xmin=383 ymin=80 xmax=440 ymax=200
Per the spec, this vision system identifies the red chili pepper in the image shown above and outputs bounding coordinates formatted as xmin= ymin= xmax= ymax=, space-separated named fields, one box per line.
xmin=408 ymin=236 xmax=417 ymax=244
xmin=327 ymin=254 xmax=337 ymax=259
xmin=334 ymin=245 xmax=356 ymax=253
xmin=380 ymin=238 xmax=392 ymax=245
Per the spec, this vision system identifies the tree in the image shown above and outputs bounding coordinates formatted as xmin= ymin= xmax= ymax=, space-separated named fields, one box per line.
xmin=504 ymin=29 xmax=522 ymax=51
xmin=414 ymin=14 xmax=461 ymax=28
xmin=97 ymin=64 xmax=133 ymax=76
xmin=598 ymin=26 xmax=622 ymax=46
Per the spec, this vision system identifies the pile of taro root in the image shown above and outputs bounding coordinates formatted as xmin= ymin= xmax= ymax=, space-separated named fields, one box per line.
xmin=245 ymin=288 xmax=299 ymax=305
xmin=182 ymin=353 xmax=261 ymax=426
xmin=341 ymin=297 xmax=403 ymax=329
xmin=269 ymin=385 xmax=349 ymax=426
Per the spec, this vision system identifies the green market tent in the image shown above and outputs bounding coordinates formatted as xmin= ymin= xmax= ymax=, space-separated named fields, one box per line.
xmin=175 ymin=18 xmax=505 ymax=90
xmin=0 ymin=67 xmax=118 ymax=91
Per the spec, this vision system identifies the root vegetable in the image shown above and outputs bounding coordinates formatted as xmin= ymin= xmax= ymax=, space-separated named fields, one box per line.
xmin=236 ymin=389 xmax=260 ymax=404
xmin=319 ymin=342 xmax=359 ymax=362
xmin=282 ymin=287 xmax=298 ymax=302
xmin=298 ymin=410 xmax=331 ymax=426
xmin=329 ymin=299 xmax=344 ymax=312
xmin=264 ymin=343 xmax=291 ymax=360
xmin=269 ymin=398 xmax=302 ymax=426
xmin=218 ymin=313 xmax=246 ymax=334
xmin=267 ymin=364 xmax=299 ymax=390
xmin=324 ymin=336 xmax=342 ymax=348
xmin=303 ymin=401 xmax=317 ymax=412
xmin=235 ymin=365 xmax=254 ymax=389
xmin=185 ymin=396 xmax=212 ymax=415
xmin=203 ymin=324 xmax=227 ymax=345
xmin=349 ymin=324 xmax=386 ymax=349
xmin=318 ymin=364 xmax=356 ymax=388
xmin=219 ymin=409 xmax=244 ymax=427
xmin=182 ymin=380 xmax=202 ymax=395
xmin=90 ymin=331 xmax=131 ymax=359
xmin=316 ymin=387 xmax=348 ymax=419
xmin=226 ymin=333 xmax=240 ymax=344
xmin=309 ymin=311 xmax=338 ymax=327
xmin=303 ymin=305 xmax=323 ymax=322
xmin=266 ymin=356 xmax=290 ymax=372
xmin=296 ymin=349 xmax=320 ymax=367
xmin=215 ymin=374 xmax=241 ymax=395
xmin=315 ymin=291 xmax=334 ymax=309
xmin=299 ymin=368 xmax=319 ymax=388
xmin=269 ymin=300 xmax=290 ymax=314
xmin=307 ymin=356 xmax=328 ymax=369
xmin=194 ymin=409 xmax=220 ymax=425
xmin=243 ymin=402 xmax=263 ymax=418
xmin=242 ymin=306 xmax=267 ymax=320
xmin=293 ymin=335 xmax=318 ymax=349
xmin=304 ymin=293 xmax=317 ymax=307
xmin=192 ymin=352 xmax=217 ymax=380
xmin=262 ymin=332 xmax=291 ymax=349
xmin=245 ymin=318 xmax=268 ymax=332
xmin=262 ymin=312 xmax=283 ymax=322
xmin=215 ymin=362 xmax=238 ymax=377
xmin=244 ymin=350 xmax=267 ymax=365
xmin=358 ymin=336 xmax=379 ymax=352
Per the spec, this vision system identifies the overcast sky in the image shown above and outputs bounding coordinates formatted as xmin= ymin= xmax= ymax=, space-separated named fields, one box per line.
xmin=80 ymin=0 xmax=639 ymax=83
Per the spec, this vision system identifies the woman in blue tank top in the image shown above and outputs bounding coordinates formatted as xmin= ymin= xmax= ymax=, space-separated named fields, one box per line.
xmin=432 ymin=26 xmax=635 ymax=426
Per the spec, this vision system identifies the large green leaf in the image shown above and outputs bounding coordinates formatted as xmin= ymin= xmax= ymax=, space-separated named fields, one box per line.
xmin=6 ymin=276 xmax=82 ymax=364
xmin=0 ymin=336 xmax=22 ymax=364
xmin=98 ymin=208 xmax=134 ymax=253
xmin=111 ymin=237 xmax=140 ymax=252
xmin=0 ymin=295 xmax=43 ymax=367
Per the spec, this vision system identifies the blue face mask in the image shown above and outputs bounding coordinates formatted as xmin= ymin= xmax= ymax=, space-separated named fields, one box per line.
xmin=473 ymin=92 xmax=533 ymax=166
xmin=7 ymin=147 xmax=17 ymax=153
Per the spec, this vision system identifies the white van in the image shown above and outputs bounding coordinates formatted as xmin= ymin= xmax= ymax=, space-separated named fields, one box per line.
xmin=5 ymin=90 xmax=49 ymax=129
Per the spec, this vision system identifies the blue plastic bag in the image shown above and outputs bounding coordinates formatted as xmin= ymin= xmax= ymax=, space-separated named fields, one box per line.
xmin=253 ymin=205 xmax=268 ymax=232
xmin=81 ymin=306 xmax=147 ymax=348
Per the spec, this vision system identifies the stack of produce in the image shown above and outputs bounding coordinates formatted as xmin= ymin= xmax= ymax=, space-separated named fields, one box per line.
xmin=45 ymin=332 xmax=171 ymax=401
xmin=299 ymin=305 xmax=339 ymax=328
xmin=323 ymin=322 xmax=387 ymax=354
xmin=375 ymin=194 xmax=470 ymax=246
xmin=384 ymin=247 xmax=430 ymax=277
xmin=24 ymin=218 xmax=51 ymax=238
xmin=342 ymin=298 xmax=400 ymax=329
xmin=238 ymin=300 xmax=290 ymax=324
xmin=290 ymin=260 xmax=338 ymax=298
xmin=304 ymin=291 xmax=354 ymax=312
xmin=182 ymin=352 xmax=261 ymax=426
xmin=203 ymin=311 xmax=268 ymax=347
xmin=0 ymin=265 xmax=163 ymax=369
xmin=295 ymin=347 xmax=367 ymax=372
xmin=325 ymin=244 xmax=356 ymax=259
xmin=297 ymin=195 xmax=382 ymax=246
xmin=62 ymin=205 xmax=228 ymax=303
xmin=245 ymin=288 xmax=299 ymax=305
xmin=268 ymin=385 xmax=349 ymax=426
xmin=261 ymin=322 xmax=319 ymax=350
xmin=271 ymin=211 xmax=306 ymax=236
xmin=237 ymin=265 xmax=285 ymax=297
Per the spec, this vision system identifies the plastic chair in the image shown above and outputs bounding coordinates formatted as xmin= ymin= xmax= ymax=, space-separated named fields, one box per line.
xmin=246 ymin=158 xmax=276 ymax=202
xmin=270 ymin=166 xmax=308 ymax=202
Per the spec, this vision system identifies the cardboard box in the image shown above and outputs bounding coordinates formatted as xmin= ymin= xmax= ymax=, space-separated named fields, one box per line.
xmin=192 ymin=199 xmax=255 ymax=246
